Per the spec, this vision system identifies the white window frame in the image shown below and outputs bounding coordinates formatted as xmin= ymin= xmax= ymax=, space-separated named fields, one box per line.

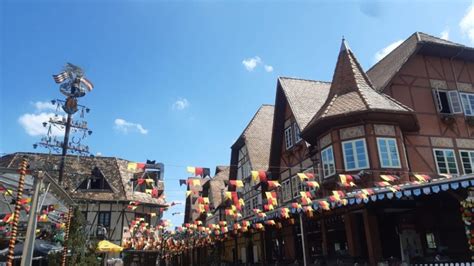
xmin=460 ymin=92 xmax=474 ymax=116
xmin=284 ymin=126 xmax=294 ymax=150
xmin=294 ymin=123 xmax=302 ymax=143
xmin=433 ymin=89 xmax=463 ymax=114
xmin=281 ymin=178 xmax=291 ymax=202
xmin=321 ymin=145 xmax=336 ymax=178
xmin=376 ymin=138 xmax=401 ymax=168
xmin=459 ymin=150 xmax=474 ymax=174
xmin=342 ymin=138 xmax=370 ymax=171
xmin=433 ymin=148 xmax=459 ymax=175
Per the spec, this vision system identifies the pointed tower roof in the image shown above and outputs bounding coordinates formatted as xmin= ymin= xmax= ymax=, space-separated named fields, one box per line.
xmin=301 ymin=39 xmax=418 ymax=141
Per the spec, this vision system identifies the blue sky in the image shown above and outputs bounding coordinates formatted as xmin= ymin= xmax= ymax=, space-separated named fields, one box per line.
xmin=1 ymin=0 xmax=474 ymax=229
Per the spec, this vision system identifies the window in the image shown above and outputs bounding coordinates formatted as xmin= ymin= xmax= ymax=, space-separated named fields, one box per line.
xmin=281 ymin=179 xmax=291 ymax=202
xmin=237 ymin=146 xmax=251 ymax=179
xmin=77 ymin=167 xmax=112 ymax=191
xmin=291 ymin=175 xmax=304 ymax=198
xmin=321 ymin=146 xmax=336 ymax=177
xmin=294 ymin=123 xmax=302 ymax=143
xmin=426 ymin=233 xmax=437 ymax=249
xmin=377 ymin=138 xmax=401 ymax=168
xmin=460 ymin=92 xmax=474 ymax=116
xmin=284 ymin=126 xmax=293 ymax=149
xmin=98 ymin=212 xmax=111 ymax=227
xmin=342 ymin=139 xmax=369 ymax=171
xmin=433 ymin=89 xmax=462 ymax=114
xmin=433 ymin=149 xmax=458 ymax=174
xmin=460 ymin=150 xmax=474 ymax=174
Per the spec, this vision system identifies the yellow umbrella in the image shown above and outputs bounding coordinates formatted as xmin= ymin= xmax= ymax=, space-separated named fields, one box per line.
xmin=96 ymin=240 xmax=123 ymax=253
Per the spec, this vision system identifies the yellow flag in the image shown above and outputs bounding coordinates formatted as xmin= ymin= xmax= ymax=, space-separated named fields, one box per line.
xmin=187 ymin=166 xmax=196 ymax=174
xmin=251 ymin=171 xmax=259 ymax=182
xmin=127 ymin=163 xmax=137 ymax=171
xmin=186 ymin=191 xmax=192 ymax=197
xmin=235 ymin=180 xmax=244 ymax=188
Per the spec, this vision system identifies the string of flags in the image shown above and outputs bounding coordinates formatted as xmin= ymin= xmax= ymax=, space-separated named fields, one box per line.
xmin=154 ymin=164 xmax=458 ymax=259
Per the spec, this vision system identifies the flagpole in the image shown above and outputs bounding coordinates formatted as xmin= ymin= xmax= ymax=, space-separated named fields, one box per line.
xmin=58 ymin=113 xmax=72 ymax=185
xmin=7 ymin=157 xmax=28 ymax=266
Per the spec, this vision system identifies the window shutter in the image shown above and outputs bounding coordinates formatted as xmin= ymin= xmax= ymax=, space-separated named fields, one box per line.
xmin=432 ymin=89 xmax=443 ymax=112
xmin=448 ymin=91 xmax=462 ymax=113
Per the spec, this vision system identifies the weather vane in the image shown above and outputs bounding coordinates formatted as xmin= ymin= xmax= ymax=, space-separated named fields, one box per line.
xmin=33 ymin=63 xmax=94 ymax=184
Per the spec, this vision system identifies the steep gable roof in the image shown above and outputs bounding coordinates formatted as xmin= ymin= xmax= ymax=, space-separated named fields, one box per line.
xmin=278 ymin=77 xmax=331 ymax=130
xmin=316 ymin=39 xmax=411 ymax=119
xmin=231 ymin=105 xmax=274 ymax=170
xmin=367 ymin=32 xmax=466 ymax=92
xmin=302 ymin=39 xmax=416 ymax=139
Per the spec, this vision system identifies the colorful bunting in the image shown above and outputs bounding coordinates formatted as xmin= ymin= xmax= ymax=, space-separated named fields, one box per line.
xmin=297 ymin=173 xmax=315 ymax=181
xmin=339 ymin=174 xmax=357 ymax=187
xmin=187 ymin=167 xmax=210 ymax=177
xmin=229 ymin=180 xmax=244 ymax=188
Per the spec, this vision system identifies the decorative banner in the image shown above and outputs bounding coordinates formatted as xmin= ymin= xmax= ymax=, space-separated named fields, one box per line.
xmin=187 ymin=167 xmax=210 ymax=177
xmin=179 ymin=179 xmax=187 ymax=186
xmin=297 ymin=173 xmax=315 ymax=181
xmin=251 ymin=171 xmax=269 ymax=183
xmin=265 ymin=192 xmax=278 ymax=206
xmin=380 ymin=175 xmax=398 ymax=182
xmin=229 ymin=180 xmax=244 ymax=188
xmin=128 ymin=162 xmax=145 ymax=171
xmin=265 ymin=219 xmax=276 ymax=226
xmin=291 ymin=202 xmax=302 ymax=209
xmin=267 ymin=180 xmax=281 ymax=189
xmin=460 ymin=197 xmax=474 ymax=257
xmin=319 ymin=200 xmax=330 ymax=210
xmin=339 ymin=174 xmax=357 ymax=187
xmin=280 ymin=208 xmax=290 ymax=219
xmin=300 ymin=191 xmax=312 ymax=205
xmin=305 ymin=181 xmax=320 ymax=189
xmin=414 ymin=174 xmax=431 ymax=182
xmin=329 ymin=190 xmax=345 ymax=202
xmin=187 ymin=179 xmax=201 ymax=186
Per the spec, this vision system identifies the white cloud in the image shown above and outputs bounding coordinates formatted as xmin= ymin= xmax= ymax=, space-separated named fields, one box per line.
xmin=172 ymin=98 xmax=190 ymax=111
xmin=114 ymin=118 xmax=148 ymax=135
xmin=242 ymin=56 xmax=262 ymax=71
xmin=18 ymin=100 xmax=66 ymax=136
xmin=440 ymin=28 xmax=450 ymax=40
xmin=460 ymin=4 xmax=474 ymax=44
xmin=264 ymin=65 xmax=274 ymax=72
xmin=374 ymin=40 xmax=403 ymax=62
xmin=18 ymin=112 xmax=65 ymax=136
xmin=242 ymin=56 xmax=274 ymax=73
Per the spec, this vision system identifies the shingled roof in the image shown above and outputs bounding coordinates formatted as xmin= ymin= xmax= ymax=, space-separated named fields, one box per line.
xmin=302 ymin=39 xmax=417 ymax=139
xmin=367 ymin=32 xmax=466 ymax=92
xmin=232 ymin=105 xmax=274 ymax=170
xmin=0 ymin=152 xmax=167 ymax=206
xmin=278 ymin=77 xmax=331 ymax=130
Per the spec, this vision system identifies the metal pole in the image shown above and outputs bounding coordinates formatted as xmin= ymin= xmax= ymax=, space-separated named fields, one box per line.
xmin=58 ymin=113 xmax=72 ymax=185
xmin=21 ymin=172 xmax=44 ymax=266
xmin=299 ymin=212 xmax=308 ymax=266
xmin=7 ymin=158 xmax=28 ymax=266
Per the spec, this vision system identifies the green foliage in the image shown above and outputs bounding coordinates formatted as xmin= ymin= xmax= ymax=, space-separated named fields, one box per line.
xmin=48 ymin=207 xmax=101 ymax=266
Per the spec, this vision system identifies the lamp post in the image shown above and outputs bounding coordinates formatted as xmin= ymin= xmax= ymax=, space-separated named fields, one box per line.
xmin=34 ymin=63 xmax=94 ymax=185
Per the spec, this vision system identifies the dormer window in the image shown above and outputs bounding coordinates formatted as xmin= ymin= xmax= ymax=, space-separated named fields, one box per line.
xmin=77 ymin=167 xmax=112 ymax=191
